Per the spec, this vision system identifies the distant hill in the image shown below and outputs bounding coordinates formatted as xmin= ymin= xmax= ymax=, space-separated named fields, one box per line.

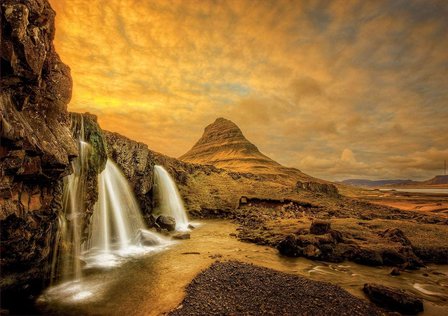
xmin=342 ymin=175 xmax=448 ymax=188
xmin=420 ymin=175 xmax=448 ymax=185
xmin=179 ymin=118 xmax=313 ymax=183
xmin=341 ymin=179 xmax=415 ymax=187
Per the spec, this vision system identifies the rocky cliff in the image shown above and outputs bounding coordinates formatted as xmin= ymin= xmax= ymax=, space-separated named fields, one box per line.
xmin=0 ymin=0 xmax=76 ymax=311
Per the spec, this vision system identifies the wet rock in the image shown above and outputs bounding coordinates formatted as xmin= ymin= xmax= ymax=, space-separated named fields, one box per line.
xmin=156 ymin=215 xmax=176 ymax=232
xmin=187 ymin=224 xmax=195 ymax=230
xmin=310 ymin=219 xmax=331 ymax=235
xmin=352 ymin=249 xmax=383 ymax=266
xmin=137 ymin=229 xmax=162 ymax=246
xmin=363 ymin=283 xmax=424 ymax=315
xmin=103 ymin=131 xmax=154 ymax=215
xmin=303 ymin=244 xmax=320 ymax=257
xmin=172 ymin=233 xmax=190 ymax=240
xmin=277 ymin=235 xmax=304 ymax=257
xmin=413 ymin=247 xmax=448 ymax=264
xmin=390 ymin=267 xmax=401 ymax=276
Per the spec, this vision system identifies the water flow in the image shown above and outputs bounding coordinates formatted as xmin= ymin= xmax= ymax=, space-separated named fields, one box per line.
xmin=51 ymin=131 xmax=90 ymax=283
xmin=153 ymin=165 xmax=189 ymax=231
xmin=88 ymin=159 xmax=149 ymax=254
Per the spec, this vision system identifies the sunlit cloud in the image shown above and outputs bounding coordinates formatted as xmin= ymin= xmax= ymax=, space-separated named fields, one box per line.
xmin=49 ymin=0 xmax=448 ymax=180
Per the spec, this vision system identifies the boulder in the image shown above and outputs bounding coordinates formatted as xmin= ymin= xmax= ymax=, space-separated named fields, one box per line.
xmin=156 ymin=215 xmax=176 ymax=232
xmin=277 ymin=235 xmax=303 ymax=257
xmin=310 ymin=220 xmax=331 ymax=235
xmin=363 ymin=283 xmax=424 ymax=315
xmin=172 ymin=233 xmax=190 ymax=240
xmin=137 ymin=229 xmax=162 ymax=246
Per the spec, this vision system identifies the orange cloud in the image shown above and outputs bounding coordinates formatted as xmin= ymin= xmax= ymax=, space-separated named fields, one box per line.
xmin=49 ymin=0 xmax=448 ymax=180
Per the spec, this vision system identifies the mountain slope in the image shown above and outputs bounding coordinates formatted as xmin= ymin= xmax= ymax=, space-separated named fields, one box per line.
xmin=179 ymin=118 xmax=311 ymax=182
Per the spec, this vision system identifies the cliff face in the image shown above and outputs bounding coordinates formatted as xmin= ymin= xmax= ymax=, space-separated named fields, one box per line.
xmin=103 ymin=131 xmax=155 ymax=215
xmin=0 ymin=0 xmax=76 ymax=309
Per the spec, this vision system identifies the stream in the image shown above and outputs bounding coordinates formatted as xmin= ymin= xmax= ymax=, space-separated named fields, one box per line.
xmin=38 ymin=219 xmax=448 ymax=316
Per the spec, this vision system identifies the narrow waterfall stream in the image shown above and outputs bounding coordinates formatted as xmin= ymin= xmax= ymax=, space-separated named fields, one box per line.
xmin=153 ymin=165 xmax=190 ymax=231
xmin=50 ymin=121 xmax=91 ymax=283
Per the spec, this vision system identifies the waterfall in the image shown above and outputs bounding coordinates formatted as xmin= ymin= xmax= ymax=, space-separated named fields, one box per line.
xmin=153 ymin=165 xmax=190 ymax=231
xmin=87 ymin=159 xmax=148 ymax=254
xmin=50 ymin=115 xmax=167 ymax=284
xmin=51 ymin=136 xmax=90 ymax=283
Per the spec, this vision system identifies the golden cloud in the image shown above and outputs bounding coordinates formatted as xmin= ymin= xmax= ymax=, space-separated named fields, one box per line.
xmin=49 ymin=0 xmax=448 ymax=180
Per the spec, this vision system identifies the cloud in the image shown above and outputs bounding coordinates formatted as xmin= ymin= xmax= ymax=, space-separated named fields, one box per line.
xmin=48 ymin=0 xmax=448 ymax=181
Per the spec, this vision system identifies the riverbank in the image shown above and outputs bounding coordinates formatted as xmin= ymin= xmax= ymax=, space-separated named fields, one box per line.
xmin=37 ymin=220 xmax=448 ymax=316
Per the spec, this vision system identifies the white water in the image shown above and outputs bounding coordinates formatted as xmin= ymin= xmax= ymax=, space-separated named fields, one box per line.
xmin=51 ymin=139 xmax=90 ymax=283
xmin=85 ymin=159 xmax=168 ymax=268
xmin=51 ymin=116 xmax=169 ymax=284
xmin=153 ymin=165 xmax=190 ymax=231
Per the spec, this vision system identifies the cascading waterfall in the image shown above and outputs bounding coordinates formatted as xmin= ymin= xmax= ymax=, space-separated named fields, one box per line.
xmin=50 ymin=116 xmax=167 ymax=285
xmin=153 ymin=165 xmax=190 ymax=231
xmin=87 ymin=159 xmax=159 ymax=256
xmin=51 ymin=119 xmax=90 ymax=283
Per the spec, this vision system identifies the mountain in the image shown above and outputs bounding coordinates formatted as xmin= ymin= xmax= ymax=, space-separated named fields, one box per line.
xmin=179 ymin=118 xmax=310 ymax=181
xmin=421 ymin=175 xmax=448 ymax=185
xmin=342 ymin=175 xmax=448 ymax=188
xmin=341 ymin=179 xmax=415 ymax=187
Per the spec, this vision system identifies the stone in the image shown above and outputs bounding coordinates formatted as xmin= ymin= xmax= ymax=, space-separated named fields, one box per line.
xmin=310 ymin=220 xmax=331 ymax=235
xmin=390 ymin=268 xmax=401 ymax=276
xmin=363 ymin=283 xmax=424 ymax=315
xmin=303 ymin=244 xmax=320 ymax=257
xmin=137 ymin=229 xmax=162 ymax=246
xmin=156 ymin=215 xmax=176 ymax=232
xmin=172 ymin=233 xmax=190 ymax=240
xmin=277 ymin=235 xmax=303 ymax=257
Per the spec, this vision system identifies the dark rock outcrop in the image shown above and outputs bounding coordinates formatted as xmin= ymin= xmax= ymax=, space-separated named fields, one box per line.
xmin=1 ymin=0 xmax=76 ymax=311
xmin=103 ymin=131 xmax=155 ymax=216
xmin=310 ymin=219 xmax=331 ymax=235
xmin=156 ymin=215 xmax=176 ymax=232
xmin=277 ymin=225 xmax=425 ymax=268
xmin=296 ymin=181 xmax=339 ymax=197
xmin=363 ymin=283 xmax=424 ymax=314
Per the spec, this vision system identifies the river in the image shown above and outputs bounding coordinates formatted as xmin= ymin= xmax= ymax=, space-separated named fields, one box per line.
xmin=380 ymin=188 xmax=448 ymax=194
xmin=38 ymin=219 xmax=448 ymax=316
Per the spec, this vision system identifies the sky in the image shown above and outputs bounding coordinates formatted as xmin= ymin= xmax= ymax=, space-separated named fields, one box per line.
xmin=48 ymin=0 xmax=448 ymax=181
